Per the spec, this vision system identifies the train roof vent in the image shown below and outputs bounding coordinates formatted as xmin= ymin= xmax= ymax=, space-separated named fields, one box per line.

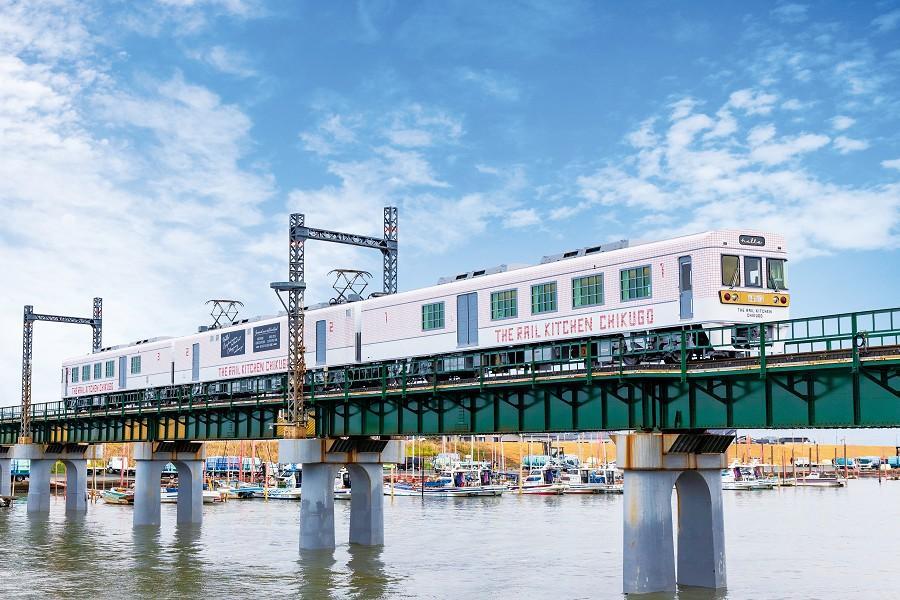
xmin=133 ymin=336 xmax=173 ymax=345
xmin=198 ymin=325 xmax=209 ymax=333
xmin=540 ymin=240 xmax=629 ymax=264
xmin=438 ymin=264 xmax=508 ymax=285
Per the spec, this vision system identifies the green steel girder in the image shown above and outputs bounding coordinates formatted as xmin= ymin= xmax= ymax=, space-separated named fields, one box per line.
xmin=312 ymin=361 xmax=900 ymax=436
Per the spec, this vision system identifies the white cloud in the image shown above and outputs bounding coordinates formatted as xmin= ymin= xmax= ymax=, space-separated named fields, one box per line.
xmin=750 ymin=133 xmax=829 ymax=165
xmin=188 ymin=45 xmax=256 ymax=77
xmin=872 ymin=9 xmax=900 ymax=33
xmin=781 ymin=99 xmax=804 ymax=110
xmin=747 ymin=124 xmax=776 ymax=146
xmin=457 ymin=68 xmax=521 ymax=101
xmin=504 ymin=208 xmax=540 ymax=228
xmin=833 ymin=136 xmax=869 ymax=154
xmin=553 ymin=93 xmax=900 ymax=259
xmin=830 ymin=115 xmax=855 ymax=131
xmin=881 ymin=158 xmax=900 ymax=171
xmin=728 ymin=88 xmax=777 ymax=115
xmin=0 ymin=1 xmax=281 ymax=407
xmin=381 ymin=104 xmax=463 ymax=148
xmin=771 ymin=4 xmax=808 ymax=24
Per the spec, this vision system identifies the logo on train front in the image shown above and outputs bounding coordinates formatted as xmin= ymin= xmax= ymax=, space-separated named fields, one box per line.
xmin=738 ymin=235 xmax=765 ymax=246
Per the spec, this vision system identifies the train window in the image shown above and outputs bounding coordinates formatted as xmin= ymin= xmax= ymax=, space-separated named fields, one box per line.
xmin=744 ymin=257 xmax=762 ymax=288
xmin=93 ymin=363 xmax=102 ymax=379
xmin=767 ymin=258 xmax=788 ymax=290
xmin=105 ymin=360 xmax=115 ymax=378
xmin=82 ymin=365 xmax=91 ymax=381
xmin=721 ymin=255 xmax=740 ymax=287
xmin=531 ymin=282 xmax=557 ymax=314
xmin=573 ymin=274 xmax=603 ymax=308
xmin=620 ymin=265 xmax=652 ymax=301
xmin=491 ymin=289 xmax=518 ymax=320
xmin=130 ymin=356 xmax=142 ymax=375
xmin=422 ymin=302 xmax=445 ymax=330
xmin=71 ymin=367 xmax=79 ymax=383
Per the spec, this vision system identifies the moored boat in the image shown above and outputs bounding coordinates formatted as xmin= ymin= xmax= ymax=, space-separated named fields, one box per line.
xmin=102 ymin=487 xmax=134 ymax=505
xmin=561 ymin=467 xmax=623 ymax=494
xmin=794 ymin=472 xmax=845 ymax=488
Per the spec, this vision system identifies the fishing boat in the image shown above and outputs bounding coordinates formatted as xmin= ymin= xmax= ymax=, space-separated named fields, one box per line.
xmin=794 ymin=472 xmax=845 ymax=488
xmin=101 ymin=487 xmax=134 ymax=505
xmin=561 ymin=467 xmax=623 ymax=494
xmin=160 ymin=488 xmax=178 ymax=503
xmin=720 ymin=468 xmax=754 ymax=491
xmin=216 ymin=481 xmax=264 ymax=499
xmin=203 ymin=490 xmax=227 ymax=503
xmin=516 ymin=469 xmax=567 ymax=495
xmin=254 ymin=473 xmax=302 ymax=500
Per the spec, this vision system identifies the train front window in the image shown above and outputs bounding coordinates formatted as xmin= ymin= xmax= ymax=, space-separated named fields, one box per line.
xmin=767 ymin=259 xmax=788 ymax=290
xmin=721 ymin=255 xmax=740 ymax=287
xmin=71 ymin=367 xmax=79 ymax=383
xmin=82 ymin=365 xmax=90 ymax=381
xmin=744 ymin=257 xmax=762 ymax=288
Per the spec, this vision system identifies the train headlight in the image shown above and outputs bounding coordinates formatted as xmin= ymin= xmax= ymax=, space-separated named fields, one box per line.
xmin=724 ymin=293 xmax=732 ymax=301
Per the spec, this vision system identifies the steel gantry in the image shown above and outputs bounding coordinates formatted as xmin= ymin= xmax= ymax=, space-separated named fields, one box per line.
xmin=20 ymin=298 xmax=102 ymax=442
xmin=271 ymin=207 xmax=398 ymax=437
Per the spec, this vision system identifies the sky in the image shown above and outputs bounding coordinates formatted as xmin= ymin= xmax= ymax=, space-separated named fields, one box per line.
xmin=1 ymin=1 xmax=899 ymax=440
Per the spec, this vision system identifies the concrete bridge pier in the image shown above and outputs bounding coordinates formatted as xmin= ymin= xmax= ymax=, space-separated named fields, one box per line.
xmin=9 ymin=443 xmax=97 ymax=514
xmin=0 ymin=455 xmax=12 ymax=497
xmin=133 ymin=442 xmax=206 ymax=527
xmin=614 ymin=432 xmax=731 ymax=595
xmin=279 ymin=438 xmax=404 ymax=551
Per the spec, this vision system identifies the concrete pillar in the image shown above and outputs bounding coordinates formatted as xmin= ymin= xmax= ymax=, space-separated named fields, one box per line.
xmin=299 ymin=462 xmax=340 ymax=550
xmin=133 ymin=460 xmax=164 ymax=527
xmin=614 ymin=432 xmax=730 ymax=595
xmin=622 ymin=469 xmax=679 ymax=593
xmin=132 ymin=441 xmax=206 ymax=528
xmin=676 ymin=470 xmax=727 ymax=588
xmin=26 ymin=459 xmax=52 ymax=514
xmin=175 ymin=460 xmax=204 ymax=525
xmin=347 ymin=463 xmax=385 ymax=546
xmin=0 ymin=458 xmax=11 ymax=497
xmin=62 ymin=459 xmax=88 ymax=512
xmin=280 ymin=438 xmax=404 ymax=552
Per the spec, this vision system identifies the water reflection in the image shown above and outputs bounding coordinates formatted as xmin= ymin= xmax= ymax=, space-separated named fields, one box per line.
xmin=171 ymin=524 xmax=206 ymax=595
xmin=347 ymin=544 xmax=390 ymax=600
xmin=296 ymin=549 xmax=338 ymax=599
xmin=132 ymin=525 xmax=165 ymax=597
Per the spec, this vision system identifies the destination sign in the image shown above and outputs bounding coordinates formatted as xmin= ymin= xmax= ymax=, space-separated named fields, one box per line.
xmin=253 ymin=323 xmax=281 ymax=352
xmin=739 ymin=235 xmax=765 ymax=246
xmin=221 ymin=329 xmax=246 ymax=358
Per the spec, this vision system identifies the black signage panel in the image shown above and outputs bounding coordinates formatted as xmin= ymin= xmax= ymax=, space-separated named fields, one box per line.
xmin=253 ymin=323 xmax=281 ymax=352
xmin=739 ymin=235 xmax=765 ymax=246
xmin=221 ymin=330 xmax=246 ymax=358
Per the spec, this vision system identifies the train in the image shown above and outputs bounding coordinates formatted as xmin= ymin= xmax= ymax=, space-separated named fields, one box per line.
xmin=61 ymin=229 xmax=790 ymax=409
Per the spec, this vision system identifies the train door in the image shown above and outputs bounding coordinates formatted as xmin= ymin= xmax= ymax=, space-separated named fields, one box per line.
xmin=191 ymin=343 xmax=200 ymax=381
xmin=456 ymin=292 xmax=478 ymax=347
xmin=316 ymin=320 xmax=326 ymax=365
xmin=118 ymin=356 xmax=127 ymax=389
xmin=679 ymin=256 xmax=693 ymax=319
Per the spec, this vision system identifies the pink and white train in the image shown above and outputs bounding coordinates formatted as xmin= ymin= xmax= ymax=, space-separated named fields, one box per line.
xmin=61 ymin=230 xmax=790 ymax=403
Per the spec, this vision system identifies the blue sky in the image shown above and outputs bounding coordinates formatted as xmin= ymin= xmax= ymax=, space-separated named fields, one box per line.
xmin=1 ymin=1 xmax=899 ymax=440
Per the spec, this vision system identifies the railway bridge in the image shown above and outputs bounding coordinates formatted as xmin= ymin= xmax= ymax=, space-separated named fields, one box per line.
xmin=1 ymin=306 xmax=898 ymax=594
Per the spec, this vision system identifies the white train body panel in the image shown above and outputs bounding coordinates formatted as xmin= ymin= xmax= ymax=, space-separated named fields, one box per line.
xmin=61 ymin=229 xmax=789 ymax=399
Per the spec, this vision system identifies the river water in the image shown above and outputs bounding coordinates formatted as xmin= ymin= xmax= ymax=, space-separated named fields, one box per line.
xmin=0 ymin=480 xmax=897 ymax=599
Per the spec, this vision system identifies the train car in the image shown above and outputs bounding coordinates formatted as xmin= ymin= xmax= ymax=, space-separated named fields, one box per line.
xmin=360 ymin=229 xmax=789 ymax=363
xmin=61 ymin=337 xmax=174 ymax=406
xmin=59 ymin=229 xmax=790 ymax=404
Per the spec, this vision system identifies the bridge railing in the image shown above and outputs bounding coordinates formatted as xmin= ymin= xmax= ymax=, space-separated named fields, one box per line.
xmin=306 ymin=307 xmax=900 ymax=395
